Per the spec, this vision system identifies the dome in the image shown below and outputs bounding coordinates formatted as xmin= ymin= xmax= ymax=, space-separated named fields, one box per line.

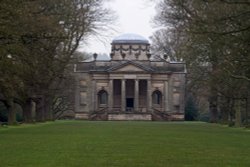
xmin=112 ymin=33 xmax=149 ymax=44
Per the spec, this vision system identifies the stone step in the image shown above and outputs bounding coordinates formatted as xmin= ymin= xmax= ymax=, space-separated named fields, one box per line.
xmin=108 ymin=114 xmax=152 ymax=121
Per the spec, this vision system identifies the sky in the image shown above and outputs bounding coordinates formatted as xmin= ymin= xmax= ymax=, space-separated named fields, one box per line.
xmin=81 ymin=0 xmax=157 ymax=54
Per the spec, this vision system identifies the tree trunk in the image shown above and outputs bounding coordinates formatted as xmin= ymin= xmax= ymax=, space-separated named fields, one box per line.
xmin=7 ymin=98 xmax=17 ymax=125
xmin=31 ymin=100 xmax=36 ymax=122
xmin=44 ymin=96 xmax=53 ymax=121
xmin=209 ymin=93 xmax=218 ymax=123
xmin=22 ymin=99 xmax=33 ymax=123
xmin=235 ymin=99 xmax=242 ymax=127
xmin=220 ymin=98 xmax=229 ymax=124
xmin=228 ymin=98 xmax=234 ymax=125
xmin=36 ymin=97 xmax=45 ymax=122
xmin=246 ymin=91 xmax=250 ymax=126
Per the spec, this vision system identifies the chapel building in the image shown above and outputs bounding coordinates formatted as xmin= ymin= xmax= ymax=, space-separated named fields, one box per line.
xmin=73 ymin=33 xmax=186 ymax=121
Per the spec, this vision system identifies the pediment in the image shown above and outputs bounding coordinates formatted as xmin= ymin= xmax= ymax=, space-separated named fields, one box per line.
xmin=107 ymin=61 xmax=153 ymax=72
xmin=115 ymin=64 xmax=145 ymax=72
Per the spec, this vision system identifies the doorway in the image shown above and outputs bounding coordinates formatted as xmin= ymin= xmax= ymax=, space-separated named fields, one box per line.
xmin=126 ymin=98 xmax=134 ymax=111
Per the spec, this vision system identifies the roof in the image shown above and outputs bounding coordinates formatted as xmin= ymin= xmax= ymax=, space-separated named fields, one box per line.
xmin=75 ymin=60 xmax=185 ymax=73
xmin=112 ymin=33 xmax=149 ymax=44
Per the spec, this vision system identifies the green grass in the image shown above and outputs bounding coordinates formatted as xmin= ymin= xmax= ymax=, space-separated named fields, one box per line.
xmin=0 ymin=121 xmax=250 ymax=167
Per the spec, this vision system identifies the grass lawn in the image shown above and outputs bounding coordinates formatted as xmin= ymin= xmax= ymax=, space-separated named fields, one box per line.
xmin=0 ymin=121 xmax=250 ymax=167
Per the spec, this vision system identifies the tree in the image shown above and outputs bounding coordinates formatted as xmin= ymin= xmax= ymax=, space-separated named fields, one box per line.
xmin=153 ymin=0 xmax=250 ymax=125
xmin=0 ymin=0 xmax=115 ymax=124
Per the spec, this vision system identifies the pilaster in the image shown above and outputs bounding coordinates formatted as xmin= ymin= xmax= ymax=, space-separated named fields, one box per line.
xmin=164 ymin=81 xmax=169 ymax=112
xmin=108 ymin=79 xmax=113 ymax=112
xmin=147 ymin=80 xmax=152 ymax=112
xmin=92 ymin=80 xmax=96 ymax=112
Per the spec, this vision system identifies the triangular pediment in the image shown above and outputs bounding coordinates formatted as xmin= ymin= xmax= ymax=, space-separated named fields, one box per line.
xmin=107 ymin=61 xmax=153 ymax=72
xmin=115 ymin=64 xmax=145 ymax=72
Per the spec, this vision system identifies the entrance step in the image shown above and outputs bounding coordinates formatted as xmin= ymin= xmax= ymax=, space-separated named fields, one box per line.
xmin=108 ymin=114 xmax=152 ymax=121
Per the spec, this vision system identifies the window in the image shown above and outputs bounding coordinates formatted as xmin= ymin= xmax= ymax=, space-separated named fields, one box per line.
xmin=152 ymin=90 xmax=162 ymax=105
xmin=98 ymin=90 xmax=108 ymax=105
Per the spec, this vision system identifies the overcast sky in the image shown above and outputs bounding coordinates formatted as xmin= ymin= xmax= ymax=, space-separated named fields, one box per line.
xmin=81 ymin=0 xmax=156 ymax=54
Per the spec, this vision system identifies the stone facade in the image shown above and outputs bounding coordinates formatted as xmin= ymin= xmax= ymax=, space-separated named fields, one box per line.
xmin=73 ymin=33 xmax=186 ymax=121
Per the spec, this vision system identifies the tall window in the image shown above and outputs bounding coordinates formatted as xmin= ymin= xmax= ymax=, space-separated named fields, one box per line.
xmin=152 ymin=90 xmax=162 ymax=105
xmin=98 ymin=90 xmax=108 ymax=105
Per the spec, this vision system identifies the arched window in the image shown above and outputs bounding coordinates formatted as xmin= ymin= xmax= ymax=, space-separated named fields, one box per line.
xmin=152 ymin=90 xmax=162 ymax=105
xmin=98 ymin=90 xmax=108 ymax=105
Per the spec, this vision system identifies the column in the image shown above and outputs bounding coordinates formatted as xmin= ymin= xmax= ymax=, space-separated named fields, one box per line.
xmin=164 ymin=81 xmax=169 ymax=112
xmin=147 ymin=80 xmax=152 ymax=112
xmin=121 ymin=79 xmax=126 ymax=112
xmin=92 ymin=80 xmax=96 ymax=112
xmin=168 ymin=77 xmax=173 ymax=112
xmin=75 ymin=79 xmax=80 ymax=113
xmin=108 ymin=79 xmax=113 ymax=112
xmin=134 ymin=79 xmax=139 ymax=112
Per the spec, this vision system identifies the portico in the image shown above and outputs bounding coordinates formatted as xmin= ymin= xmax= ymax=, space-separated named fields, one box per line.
xmin=106 ymin=77 xmax=152 ymax=113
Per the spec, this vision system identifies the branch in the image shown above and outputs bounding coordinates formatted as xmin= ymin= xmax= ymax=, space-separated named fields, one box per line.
xmin=230 ymin=74 xmax=250 ymax=81
xmin=221 ymin=0 xmax=250 ymax=5
xmin=189 ymin=25 xmax=250 ymax=36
